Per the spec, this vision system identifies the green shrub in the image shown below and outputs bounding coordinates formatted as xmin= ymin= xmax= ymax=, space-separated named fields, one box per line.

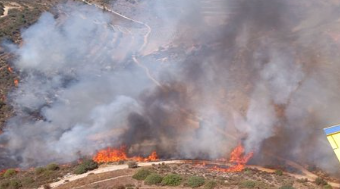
xmin=132 ymin=169 xmax=151 ymax=180
xmin=161 ymin=174 xmax=182 ymax=186
xmin=275 ymin=170 xmax=283 ymax=176
xmin=40 ymin=170 xmax=53 ymax=178
xmin=74 ymin=159 xmax=98 ymax=174
xmin=3 ymin=169 xmax=17 ymax=178
xmin=46 ymin=163 xmax=59 ymax=171
xmin=296 ymin=178 xmax=308 ymax=183
xmin=9 ymin=179 xmax=22 ymax=189
xmin=187 ymin=176 xmax=205 ymax=188
xmin=240 ymin=180 xmax=256 ymax=188
xmin=21 ymin=177 xmax=34 ymax=185
xmin=74 ymin=165 xmax=87 ymax=175
xmin=204 ymin=181 xmax=217 ymax=189
xmin=244 ymin=169 xmax=253 ymax=175
xmin=0 ymin=180 xmax=10 ymax=188
xmin=315 ymin=177 xmax=328 ymax=186
xmin=279 ymin=186 xmax=295 ymax=189
xmin=145 ymin=173 xmax=162 ymax=185
xmin=127 ymin=161 xmax=138 ymax=168
xmin=35 ymin=167 xmax=46 ymax=175
xmin=82 ymin=159 xmax=98 ymax=171
xmin=324 ymin=185 xmax=333 ymax=189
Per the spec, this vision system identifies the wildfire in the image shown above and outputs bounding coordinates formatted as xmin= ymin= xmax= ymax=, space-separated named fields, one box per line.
xmin=7 ymin=67 xmax=13 ymax=73
xmin=211 ymin=144 xmax=254 ymax=172
xmin=93 ymin=146 xmax=158 ymax=163
xmin=14 ymin=79 xmax=19 ymax=87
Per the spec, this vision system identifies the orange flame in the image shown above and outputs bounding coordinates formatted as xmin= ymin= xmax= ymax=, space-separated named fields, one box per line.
xmin=7 ymin=67 xmax=13 ymax=73
xmin=14 ymin=79 xmax=19 ymax=86
xmin=211 ymin=144 xmax=253 ymax=172
xmin=93 ymin=146 xmax=158 ymax=163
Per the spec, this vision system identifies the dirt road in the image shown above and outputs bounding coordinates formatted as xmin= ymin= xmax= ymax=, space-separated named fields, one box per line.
xmin=0 ymin=6 xmax=12 ymax=18
xmin=0 ymin=3 xmax=21 ymax=18
xmin=41 ymin=160 xmax=182 ymax=189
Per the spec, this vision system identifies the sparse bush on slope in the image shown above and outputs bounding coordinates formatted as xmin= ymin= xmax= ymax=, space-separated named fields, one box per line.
xmin=74 ymin=159 xmax=98 ymax=174
xmin=187 ymin=176 xmax=205 ymax=188
xmin=46 ymin=163 xmax=59 ymax=171
xmin=3 ymin=169 xmax=17 ymax=178
xmin=132 ymin=169 xmax=151 ymax=180
xmin=145 ymin=173 xmax=162 ymax=185
xmin=161 ymin=174 xmax=182 ymax=186
xmin=204 ymin=181 xmax=217 ymax=189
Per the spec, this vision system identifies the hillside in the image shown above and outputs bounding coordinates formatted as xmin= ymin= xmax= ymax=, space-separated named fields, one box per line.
xmin=1 ymin=0 xmax=340 ymax=189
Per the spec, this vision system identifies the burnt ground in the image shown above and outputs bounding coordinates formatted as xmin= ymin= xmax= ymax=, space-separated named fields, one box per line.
xmin=54 ymin=162 xmax=333 ymax=189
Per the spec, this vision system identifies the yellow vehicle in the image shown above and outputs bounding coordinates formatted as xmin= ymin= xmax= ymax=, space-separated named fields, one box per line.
xmin=324 ymin=125 xmax=340 ymax=162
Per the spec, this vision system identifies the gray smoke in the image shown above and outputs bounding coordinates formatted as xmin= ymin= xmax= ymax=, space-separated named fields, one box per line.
xmin=1 ymin=0 xmax=340 ymax=175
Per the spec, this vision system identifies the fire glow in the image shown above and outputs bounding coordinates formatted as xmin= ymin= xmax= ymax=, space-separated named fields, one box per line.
xmin=214 ymin=144 xmax=253 ymax=172
xmin=93 ymin=146 xmax=158 ymax=163
xmin=195 ymin=144 xmax=254 ymax=172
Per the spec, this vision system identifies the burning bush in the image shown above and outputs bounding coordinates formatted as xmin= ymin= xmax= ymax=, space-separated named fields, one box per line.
xmin=187 ymin=176 xmax=205 ymax=188
xmin=132 ymin=169 xmax=151 ymax=180
xmin=144 ymin=173 xmax=163 ymax=185
xmin=3 ymin=169 xmax=17 ymax=178
xmin=161 ymin=174 xmax=182 ymax=186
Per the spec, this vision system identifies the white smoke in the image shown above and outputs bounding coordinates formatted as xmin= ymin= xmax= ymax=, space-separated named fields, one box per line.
xmin=1 ymin=0 xmax=340 ymax=175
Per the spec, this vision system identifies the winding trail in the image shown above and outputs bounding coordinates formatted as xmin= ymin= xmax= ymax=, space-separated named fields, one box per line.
xmin=0 ymin=3 xmax=21 ymax=19
xmin=1 ymin=6 xmax=13 ymax=18
xmin=81 ymin=0 xmax=160 ymax=86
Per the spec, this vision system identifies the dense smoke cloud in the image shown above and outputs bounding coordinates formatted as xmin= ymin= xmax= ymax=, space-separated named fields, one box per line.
xmin=1 ymin=0 xmax=340 ymax=174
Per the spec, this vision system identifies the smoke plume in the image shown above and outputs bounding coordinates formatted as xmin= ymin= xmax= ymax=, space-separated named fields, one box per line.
xmin=1 ymin=0 xmax=340 ymax=174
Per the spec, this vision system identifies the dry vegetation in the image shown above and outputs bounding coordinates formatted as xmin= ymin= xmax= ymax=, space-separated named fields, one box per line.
xmin=0 ymin=163 xmax=76 ymax=189
xmin=48 ymin=162 xmax=335 ymax=189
